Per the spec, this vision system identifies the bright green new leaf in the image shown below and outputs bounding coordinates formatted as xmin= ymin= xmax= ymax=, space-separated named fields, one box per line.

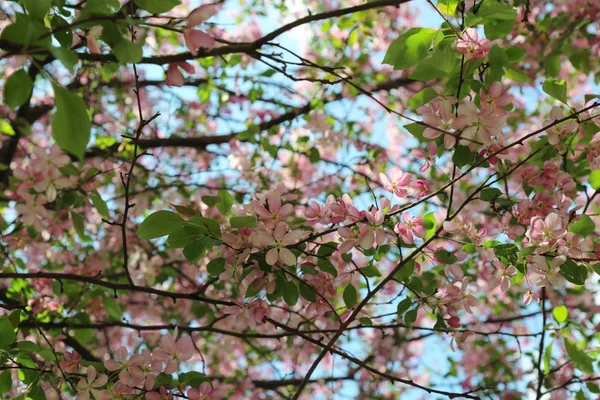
xmin=565 ymin=339 xmax=594 ymax=374
xmin=589 ymin=170 xmax=600 ymax=190
xmin=4 ymin=69 xmax=33 ymax=109
xmin=553 ymin=305 xmax=568 ymax=324
xmin=568 ymin=214 xmax=595 ymax=237
xmin=135 ymin=0 xmax=181 ymax=14
xmin=383 ymin=28 xmax=438 ymax=70
xmin=542 ymin=78 xmax=568 ymax=106
xmin=137 ymin=210 xmax=185 ymax=239
xmin=52 ymin=85 xmax=91 ymax=160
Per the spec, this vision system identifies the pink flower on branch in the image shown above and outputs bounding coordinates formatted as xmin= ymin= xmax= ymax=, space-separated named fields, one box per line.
xmin=152 ymin=328 xmax=195 ymax=374
xmin=165 ymin=62 xmax=195 ymax=87
xmin=379 ymin=169 xmax=411 ymax=197
xmin=394 ymin=212 xmax=426 ymax=244
xmin=455 ymin=28 xmax=492 ymax=59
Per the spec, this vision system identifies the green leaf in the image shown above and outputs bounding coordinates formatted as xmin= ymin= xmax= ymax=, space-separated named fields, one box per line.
xmin=71 ymin=212 xmax=85 ymax=238
xmin=179 ymin=371 xmax=206 ymax=386
xmin=484 ymin=19 xmax=514 ymax=40
xmin=23 ymin=0 xmax=51 ymax=19
xmin=0 ymin=317 xmax=16 ymax=349
xmin=216 ymin=190 xmax=234 ymax=215
xmin=480 ymin=188 xmax=502 ymax=201
xmin=90 ymin=192 xmax=109 ymax=219
xmin=453 ymin=145 xmax=476 ymax=168
xmin=360 ymin=265 xmax=381 ymax=277
xmin=542 ymin=78 xmax=568 ymax=106
xmin=465 ymin=0 xmax=517 ymax=26
xmin=505 ymin=67 xmax=532 ymax=82
xmin=4 ymin=70 xmax=33 ymax=109
xmin=409 ymin=50 xmax=455 ymax=81
xmin=207 ymin=258 xmax=226 ymax=276
xmin=0 ymin=370 xmax=11 ymax=394
xmin=423 ymin=212 xmax=437 ymax=240
xmin=553 ymin=305 xmax=568 ymax=324
xmin=183 ymin=240 xmax=207 ymax=263
xmin=137 ymin=210 xmax=185 ymax=239
xmin=434 ymin=250 xmax=457 ymax=264
xmin=230 ymin=216 xmax=257 ymax=229
xmin=568 ymin=214 xmax=596 ymax=237
xmin=317 ymin=258 xmax=338 ymax=277
xmin=589 ymin=170 xmax=600 ymax=190
xmin=584 ymin=94 xmax=600 ymax=104
xmin=298 ymin=282 xmax=317 ymax=302
xmin=543 ymin=341 xmax=553 ymax=374
xmin=404 ymin=123 xmax=426 ymax=141
xmin=282 ymin=279 xmax=299 ymax=307
xmin=103 ymin=296 xmax=123 ymax=321
xmin=343 ymin=283 xmax=358 ymax=308
xmin=396 ymin=298 xmax=412 ymax=317
xmin=153 ymin=373 xmax=174 ymax=388
xmin=488 ymin=45 xmax=509 ymax=67
xmin=135 ymin=0 xmax=181 ymax=14
xmin=201 ymin=195 xmax=221 ymax=207
xmin=565 ymin=339 xmax=594 ymax=374
xmin=545 ymin=53 xmax=561 ymax=77
xmin=359 ymin=317 xmax=373 ymax=326
xmin=308 ymin=147 xmax=320 ymax=163
xmin=113 ymin=39 xmax=143 ymax=64
xmin=167 ymin=225 xmax=206 ymax=248
xmin=383 ymin=28 xmax=438 ymax=70
xmin=559 ymin=260 xmax=588 ymax=285
xmin=404 ymin=308 xmax=418 ymax=327
xmin=407 ymin=87 xmax=439 ymax=109
xmin=50 ymin=46 xmax=78 ymax=73
xmin=52 ymin=85 xmax=91 ymax=160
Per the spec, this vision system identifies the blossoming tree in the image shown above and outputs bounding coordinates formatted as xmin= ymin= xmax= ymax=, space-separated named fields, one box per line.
xmin=1 ymin=0 xmax=600 ymax=398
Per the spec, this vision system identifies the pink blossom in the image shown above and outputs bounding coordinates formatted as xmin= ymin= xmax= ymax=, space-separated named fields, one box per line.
xmin=188 ymin=382 xmax=219 ymax=400
xmin=480 ymin=82 xmax=512 ymax=116
xmin=528 ymin=255 xmax=566 ymax=287
xmin=59 ymin=350 xmax=81 ymax=373
xmin=544 ymin=106 xmax=578 ymax=146
xmin=394 ymin=212 xmax=426 ymax=244
xmin=104 ymin=346 xmax=144 ymax=387
xmin=188 ymin=4 xmax=218 ymax=27
xmin=76 ymin=367 xmax=108 ymax=400
xmin=147 ymin=387 xmax=173 ymax=400
xmin=410 ymin=179 xmax=430 ymax=198
xmin=152 ymin=328 xmax=195 ymax=374
xmin=452 ymin=102 xmax=505 ymax=147
xmin=259 ymin=222 xmax=304 ymax=266
xmin=489 ymin=261 xmax=517 ymax=292
xmin=525 ymin=213 xmax=565 ymax=246
xmin=223 ymin=299 xmax=271 ymax=330
xmin=411 ymin=142 xmax=437 ymax=172
xmin=379 ymin=169 xmax=411 ymax=197
xmin=184 ymin=29 xmax=216 ymax=55
xmin=455 ymin=28 xmax=492 ymax=59
xmin=165 ymin=62 xmax=195 ymax=87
